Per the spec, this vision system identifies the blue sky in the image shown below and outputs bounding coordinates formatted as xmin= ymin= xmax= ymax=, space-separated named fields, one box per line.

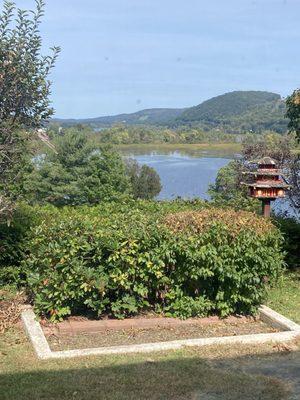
xmin=7 ymin=0 xmax=300 ymax=118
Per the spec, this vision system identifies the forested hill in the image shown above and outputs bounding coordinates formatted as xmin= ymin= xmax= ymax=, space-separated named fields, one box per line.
xmin=52 ymin=91 xmax=288 ymax=133
xmin=175 ymin=91 xmax=287 ymax=133
xmin=52 ymin=108 xmax=185 ymax=127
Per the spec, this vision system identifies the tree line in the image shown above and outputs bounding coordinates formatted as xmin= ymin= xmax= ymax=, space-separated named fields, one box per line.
xmin=48 ymin=123 xmax=240 ymax=145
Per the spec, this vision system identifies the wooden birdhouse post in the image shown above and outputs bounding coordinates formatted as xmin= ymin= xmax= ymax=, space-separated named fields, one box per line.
xmin=243 ymin=157 xmax=290 ymax=218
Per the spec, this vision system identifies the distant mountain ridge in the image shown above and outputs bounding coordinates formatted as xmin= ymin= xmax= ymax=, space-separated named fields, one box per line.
xmin=51 ymin=91 xmax=288 ymax=133
xmin=178 ymin=91 xmax=280 ymax=121
xmin=52 ymin=108 xmax=185 ymax=127
xmin=175 ymin=91 xmax=287 ymax=133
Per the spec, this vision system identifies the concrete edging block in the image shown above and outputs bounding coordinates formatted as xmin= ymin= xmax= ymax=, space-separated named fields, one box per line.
xmin=21 ymin=306 xmax=300 ymax=360
xmin=21 ymin=308 xmax=52 ymax=360
xmin=259 ymin=305 xmax=300 ymax=332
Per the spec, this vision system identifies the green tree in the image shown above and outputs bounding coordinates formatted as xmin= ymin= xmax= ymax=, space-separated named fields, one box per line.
xmin=0 ymin=0 xmax=59 ymax=219
xmin=286 ymin=89 xmax=300 ymax=140
xmin=242 ymin=132 xmax=293 ymax=166
xmin=209 ymin=160 xmax=243 ymax=200
xmin=285 ymin=90 xmax=300 ymax=210
xmin=208 ymin=160 xmax=258 ymax=211
xmin=126 ymin=159 xmax=162 ymax=199
xmin=24 ymin=131 xmax=131 ymax=206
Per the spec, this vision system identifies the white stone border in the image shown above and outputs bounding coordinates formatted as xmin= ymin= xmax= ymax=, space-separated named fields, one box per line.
xmin=21 ymin=305 xmax=300 ymax=360
xmin=21 ymin=306 xmax=52 ymax=360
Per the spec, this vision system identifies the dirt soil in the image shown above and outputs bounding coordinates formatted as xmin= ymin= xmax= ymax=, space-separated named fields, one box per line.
xmin=46 ymin=319 xmax=278 ymax=351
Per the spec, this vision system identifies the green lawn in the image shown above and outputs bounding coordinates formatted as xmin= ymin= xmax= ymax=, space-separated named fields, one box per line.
xmin=0 ymin=328 xmax=292 ymax=400
xmin=0 ymin=272 xmax=299 ymax=400
xmin=267 ymin=271 xmax=300 ymax=324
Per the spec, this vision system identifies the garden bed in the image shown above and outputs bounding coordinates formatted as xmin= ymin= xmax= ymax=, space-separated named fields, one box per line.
xmin=44 ymin=315 xmax=278 ymax=351
xmin=22 ymin=305 xmax=300 ymax=359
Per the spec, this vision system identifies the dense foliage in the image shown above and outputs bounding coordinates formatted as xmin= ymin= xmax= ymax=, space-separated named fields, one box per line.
xmin=24 ymin=131 xmax=132 ymax=205
xmin=0 ymin=200 xmax=201 ymax=286
xmin=126 ymin=159 xmax=162 ymax=199
xmin=48 ymin=124 xmax=239 ymax=145
xmin=24 ymin=130 xmax=162 ymax=204
xmin=208 ymin=160 xmax=259 ymax=212
xmin=275 ymin=216 xmax=300 ymax=270
xmin=15 ymin=202 xmax=284 ymax=321
xmin=0 ymin=0 xmax=59 ymax=220
xmin=286 ymin=89 xmax=300 ymax=140
xmin=241 ymin=133 xmax=294 ymax=165
xmin=176 ymin=91 xmax=287 ymax=134
xmin=0 ymin=205 xmax=33 ymax=285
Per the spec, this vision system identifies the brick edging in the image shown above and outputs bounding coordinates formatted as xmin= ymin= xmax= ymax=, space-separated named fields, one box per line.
xmin=42 ymin=314 xmax=254 ymax=336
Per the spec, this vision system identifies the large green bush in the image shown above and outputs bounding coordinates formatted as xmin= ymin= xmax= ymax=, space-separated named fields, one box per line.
xmin=0 ymin=200 xmax=203 ymax=287
xmin=22 ymin=202 xmax=284 ymax=321
xmin=0 ymin=204 xmax=34 ymax=285
xmin=275 ymin=216 xmax=300 ymax=269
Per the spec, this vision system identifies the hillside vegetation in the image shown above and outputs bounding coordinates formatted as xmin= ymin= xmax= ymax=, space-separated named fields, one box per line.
xmin=176 ymin=91 xmax=287 ymax=133
xmin=51 ymin=91 xmax=288 ymax=134
xmin=53 ymin=108 xmax=185 ymax=128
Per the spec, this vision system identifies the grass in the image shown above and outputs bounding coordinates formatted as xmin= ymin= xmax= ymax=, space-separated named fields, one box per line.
xmin=267 ymin=271 xmax=300 ymax=324
xmin=0 ymin=272 xmax=299 ymax=400
xmin=0 ymin=327 xmax=293 ymax=400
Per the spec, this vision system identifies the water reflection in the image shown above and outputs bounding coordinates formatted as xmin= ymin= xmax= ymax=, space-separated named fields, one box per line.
xmin=118 ymin=145 xmax=240 ymax=159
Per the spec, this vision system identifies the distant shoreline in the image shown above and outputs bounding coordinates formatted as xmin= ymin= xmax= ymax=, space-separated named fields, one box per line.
xmin=115 ymin=142 xmax=241 ymax=157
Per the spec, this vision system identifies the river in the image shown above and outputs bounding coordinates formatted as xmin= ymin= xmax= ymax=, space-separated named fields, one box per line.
xmin=126 ymin=151 xmax=230 ymax=200
xmin=120 ymin=147 xmax=294 ymax=215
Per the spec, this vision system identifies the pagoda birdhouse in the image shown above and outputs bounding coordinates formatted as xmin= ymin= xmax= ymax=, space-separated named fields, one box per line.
xmin=243 ymin=157 xmax=290 ymax=217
